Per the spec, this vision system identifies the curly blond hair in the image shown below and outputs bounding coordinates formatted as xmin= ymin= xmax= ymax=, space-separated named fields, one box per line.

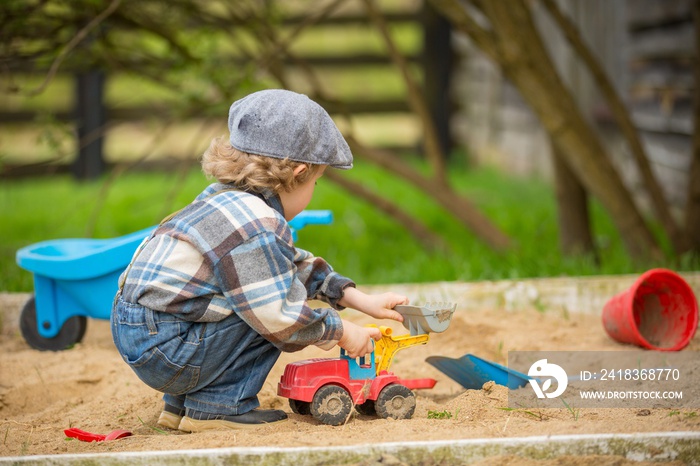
xmin=201 ymin=137 xmax=321 ymax=193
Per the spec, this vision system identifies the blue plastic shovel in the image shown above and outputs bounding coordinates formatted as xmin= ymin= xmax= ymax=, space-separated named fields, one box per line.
xmin=426 ymin=354 xmax=530 ymax=390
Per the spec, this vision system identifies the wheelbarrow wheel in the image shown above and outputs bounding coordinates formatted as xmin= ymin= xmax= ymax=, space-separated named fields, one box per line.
xmin=19 ymin=295 xmax=88 ymax=351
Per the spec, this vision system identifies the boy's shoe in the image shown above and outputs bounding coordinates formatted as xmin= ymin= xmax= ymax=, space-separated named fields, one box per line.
xmin=157 ymin=403 xmax=185 ymax=430
xmin=178 ymin=408 xmax=288 ymax=432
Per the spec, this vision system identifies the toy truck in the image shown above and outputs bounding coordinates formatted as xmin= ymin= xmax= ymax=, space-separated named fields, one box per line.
xmin=277 ymin=303 xmax=456 ymax=426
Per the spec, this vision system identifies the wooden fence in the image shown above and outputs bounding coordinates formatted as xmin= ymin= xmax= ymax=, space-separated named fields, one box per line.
xmin=0 ymin=1 xmax=453 ymax=179
xmin=2 ymin=0 xmax=695 ymax=217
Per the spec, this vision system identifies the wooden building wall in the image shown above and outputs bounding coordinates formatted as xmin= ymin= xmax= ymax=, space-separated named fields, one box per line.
xmin=451 ymin=0 xmax=694 ymax=211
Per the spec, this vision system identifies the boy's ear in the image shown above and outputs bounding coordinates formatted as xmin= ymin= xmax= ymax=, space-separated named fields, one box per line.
xmin=292 ymin=165 xmax=308 ymax=177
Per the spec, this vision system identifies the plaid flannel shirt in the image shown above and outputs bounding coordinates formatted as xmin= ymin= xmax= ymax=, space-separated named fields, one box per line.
xmin=119 ymin=183 xmax=353 ymax=352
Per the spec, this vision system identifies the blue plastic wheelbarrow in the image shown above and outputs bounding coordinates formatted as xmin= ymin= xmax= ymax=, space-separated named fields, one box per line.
xmin=15 ymin=210 xmax=333 ymax=351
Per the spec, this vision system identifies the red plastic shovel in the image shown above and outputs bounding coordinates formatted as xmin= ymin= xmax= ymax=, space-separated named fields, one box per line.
xmin=64 ymin=428 xmax=132 ymax=442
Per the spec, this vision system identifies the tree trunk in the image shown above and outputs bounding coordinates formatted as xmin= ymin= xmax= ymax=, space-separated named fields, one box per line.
xmin=552 ymin=141 xmax=596 ymax=258
xmin=541 ymin=0 xmax=685 ymax=253
xmin=685 ymin=0 xmax=700 ymax=252
xmin=429 ymin=0 xmax=662 ymax=260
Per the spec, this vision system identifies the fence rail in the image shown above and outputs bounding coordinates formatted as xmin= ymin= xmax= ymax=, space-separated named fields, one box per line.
xmin=1 ymin=3 xmax=453 ymax=180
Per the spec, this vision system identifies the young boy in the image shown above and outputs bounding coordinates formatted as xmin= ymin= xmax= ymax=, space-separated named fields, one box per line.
xmin=111 ymin=89 xmax=409 ymax=432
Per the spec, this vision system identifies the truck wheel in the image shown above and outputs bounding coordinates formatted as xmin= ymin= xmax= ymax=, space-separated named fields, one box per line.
xmin=376 ymin=384 xmax=416 ymax=420
xmin=355 ymin=400 xmax=376 ymax=416
xmin=19 ymin=296 xmax=87 ymax=351
xmin=289 ymin=399 xmax=311 ymax=415
xmin=311 ymin=385 xmax=352 ymax=426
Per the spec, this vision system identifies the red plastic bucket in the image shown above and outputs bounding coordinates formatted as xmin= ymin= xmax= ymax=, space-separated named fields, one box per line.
xmin=602 ymin=269 xmax=698 ymax=351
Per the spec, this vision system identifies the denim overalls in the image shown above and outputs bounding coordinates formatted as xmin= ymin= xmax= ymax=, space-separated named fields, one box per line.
xmin=111 ymin=194 xmax=281 ymax=416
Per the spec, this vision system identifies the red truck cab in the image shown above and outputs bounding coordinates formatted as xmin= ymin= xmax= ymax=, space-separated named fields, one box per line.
xmin=278 ymin=350 xmax=435 ymax=425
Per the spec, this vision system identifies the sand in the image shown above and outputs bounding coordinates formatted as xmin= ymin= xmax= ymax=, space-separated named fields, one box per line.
xmin=1 ymin=289 xmax=698 ymax=464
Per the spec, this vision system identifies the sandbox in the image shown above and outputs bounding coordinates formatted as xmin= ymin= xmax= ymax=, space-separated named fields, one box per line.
xmin=1 ymin=273 xmax=699 ymax=465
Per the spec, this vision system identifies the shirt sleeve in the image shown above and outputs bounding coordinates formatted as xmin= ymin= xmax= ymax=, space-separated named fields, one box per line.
xmin=292 ymin=246 xmax=355 ymax=309
xmin=212 ymin=231 xmax=344 ymax=352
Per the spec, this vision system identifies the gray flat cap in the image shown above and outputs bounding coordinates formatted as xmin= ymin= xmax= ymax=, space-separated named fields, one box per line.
xmin=228 ymin=89 xmax=353 ymax=169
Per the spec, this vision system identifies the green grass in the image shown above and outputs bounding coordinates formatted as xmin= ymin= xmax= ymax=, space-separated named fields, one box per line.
xmin=2 ymin=160 xmax=696 ymax=292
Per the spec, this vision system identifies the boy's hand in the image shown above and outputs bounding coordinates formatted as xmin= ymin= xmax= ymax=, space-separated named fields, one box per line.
xmin=338 ymin=320 xmax=381 ymax=358
xmin=361 ymin=292 xmax=409 ymax=322
xmin=340 ymin=288 xmax=408 ymax=322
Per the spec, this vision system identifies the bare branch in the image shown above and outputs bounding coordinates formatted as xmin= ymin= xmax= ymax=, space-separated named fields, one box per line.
xmin=324 ymin=170 xmax=449 ymax=252
xmin=541 ymin=0 xmax=686 ymax=252
xmin=434 ymin=0 xmax=661 ymax=259
xmin=249 ymin=1 xmax=510 ymax=251
xmin=282 ymin=0 xmax=348 ymax=50
xmin=428 ymin=0 xmax=500 ymax=61
xmin=27 ymin=0 xmax=122 ymax=96
xmin=84 ymin=118 xmax=178 ymax=236
xmin=345 ymin=135 xmax=511 ymax=250
xmin=362 ymin=0 xmax=447 ymax=183
xmin=242 ymin=0 xmax=349 ymax=93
